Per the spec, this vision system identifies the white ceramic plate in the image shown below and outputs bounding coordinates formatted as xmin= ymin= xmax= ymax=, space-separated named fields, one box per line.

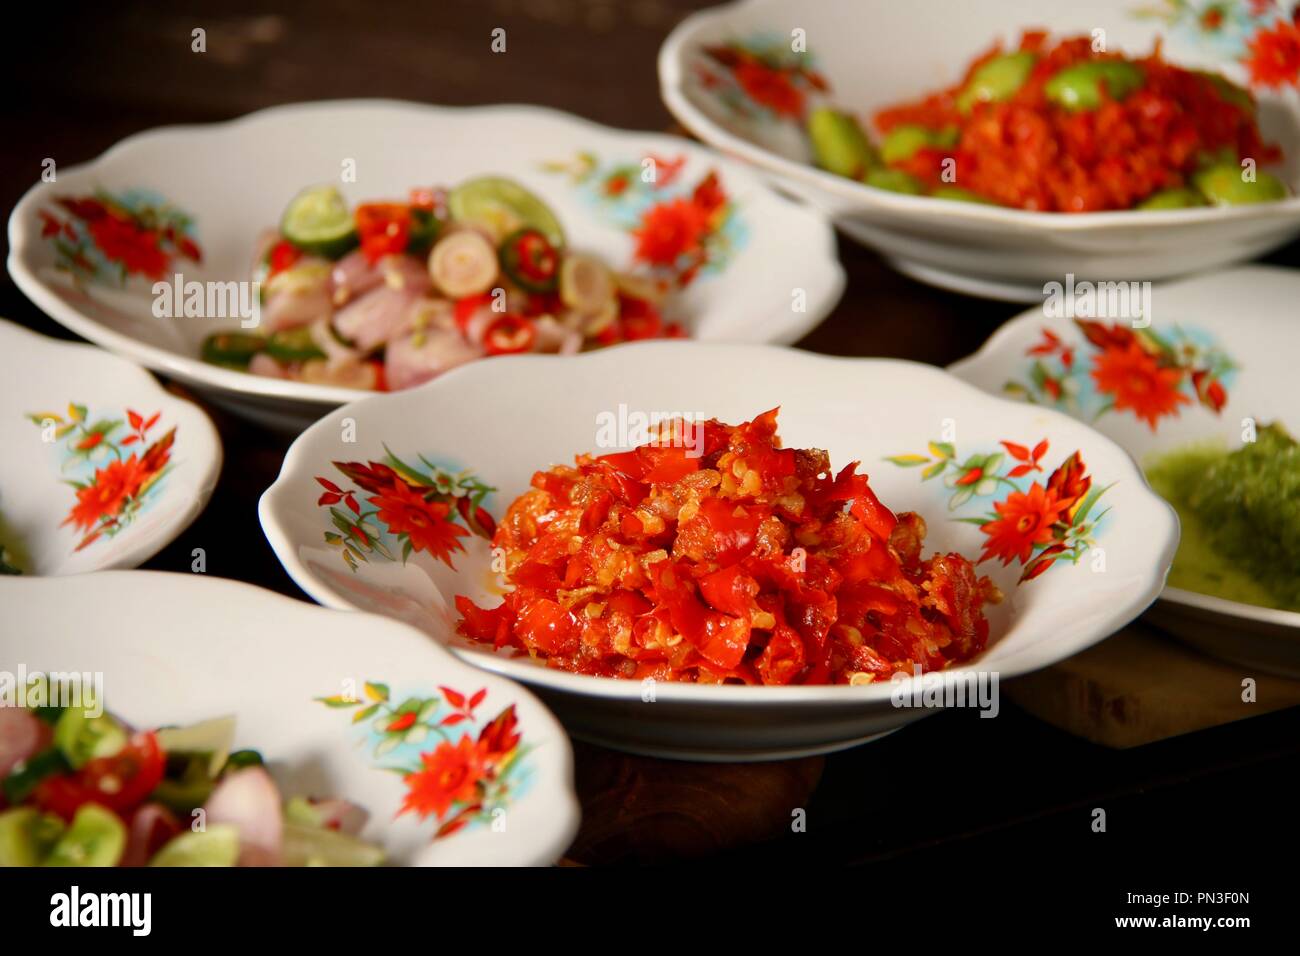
xmin=259 ymin=341 xmax=1178 ymax=760
xmin=659 ymin=0 xmax=1300 ymax=300
xmin=950 ymin=264 xmax=1300 ymax=675
xmin=0 ymin=318 xmax=220 ymax=575
xmin=7 ymin=100 xmax=844 ymax=431
xmin=1 ymin=571 xmax=580 ymax=865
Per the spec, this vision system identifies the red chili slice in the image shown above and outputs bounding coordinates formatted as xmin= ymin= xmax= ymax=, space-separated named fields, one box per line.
xmin=697 ymin=614 xmax=751 ymax=672
xmin=355 ymin=203 xmax=412 ymax=264
xmin=408 ymin=187 xmax=440 ymax=212
xmin=454 ymin=595 xmax=515 ymax=649
xmin=697 ymin=563 xmax=759 ymax=619
xmin=596 ymin=450 xmax=646 ymax=479
xmin=267 ymin=239 xmax=302 ymax=278
xmin=694 ymin=498 xmax=760 ymax=565
xmin=454 ymin=293 xmax=496 ymax=335
xmin=514 ymin=598 xmax=578 ymax=656
xmin=850 ymin=482 xmax=898 ymax=541
xmin=512 ymin=561 xmax=564 ymax=591
xmin=619 ymin=297 xmax=664 ymax=340
xmin=837 ymin=542 xmax=905 ymax=588
xmin=483 ymin=315 xmax=537 ymax=355
xmin=503 ymin=229 xmax=559 ymax=290
xmin=648 ymin=560 xmax=708 ymax=647
xmin=755 ymin=624 xmax=806 ymax=686
xmin=637 ymin=446 xmax=699 ymax=484
xmin=607 ymin=589 xmax=652 ymax=618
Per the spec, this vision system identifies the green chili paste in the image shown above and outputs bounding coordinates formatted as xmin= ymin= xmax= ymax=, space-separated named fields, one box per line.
xmin=1145 ymin=423 xmax=1300 ymax=612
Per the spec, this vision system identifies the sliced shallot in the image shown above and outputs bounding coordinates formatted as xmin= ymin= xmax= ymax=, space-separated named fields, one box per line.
xmin=330 ymin=248 xmax=384 ymax=306
xmin=203 ymin=766 xmax=284 ymax=867
xmin=332 ymin=286 xmax=420 ymax=353
xmin=385 ymin=328 xmax=481 ymax=391
xmin=0 ymin=708 xmax=49 ymax=778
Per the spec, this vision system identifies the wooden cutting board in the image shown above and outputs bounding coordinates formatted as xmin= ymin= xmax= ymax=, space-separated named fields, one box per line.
xmin=1004 ymin=622 xmax=1300 ymax=748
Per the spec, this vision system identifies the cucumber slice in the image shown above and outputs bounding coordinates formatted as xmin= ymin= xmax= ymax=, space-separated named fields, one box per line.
xmin=42 ymin=804 xmax=127 ymax=867
xmin=407 ymin=208 xmax=442 ymax=253
xmin=281 ymin=821 xmax=384 ymax=867
xmin=201 ymin=331 xmax=266 ymax=370
xmin=284 ymin=796 xmax=322 ymax=828
xmin=0 ymin=807 xmax=66 ymax=867
xmin=448 ymin=177 xmax=564 ymax=247
xmin=223 ymin=749 xmax=264 ymax=772
xmin=157 ymin=715 xmax=236 ymax=777
xmin=21 ymin=676 xmax=65 ymax=725
xmin=265 ymin=326 xmax=326 ymax=362
xmin=53 ymin=706 xmax=126 ymax=769
xmin=148 ymin=824 xmax=240 ymax=867
xmin=280 ymin=185 xmax=359 ymax=258
xmin=152 ymin=755 xmax=215 ymax=814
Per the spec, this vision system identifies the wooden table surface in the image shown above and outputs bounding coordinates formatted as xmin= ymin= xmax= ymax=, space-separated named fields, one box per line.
xmin=4 ymin=0 xmax=1298 ymax=868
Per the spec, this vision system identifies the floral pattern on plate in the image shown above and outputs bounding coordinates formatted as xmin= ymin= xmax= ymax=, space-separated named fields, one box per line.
xmin=692 ymin=34 xmax=827 ymax=122
xmin=1001 ymin=319 xmax=1235 ymax=432
xmin=314 ymin=449 xmax=495 ymax=571
xmin=1134 ymin=0 xmax=1300 ymax=88
xmin=543 ymin=152 xmax=747 ymax=287
xmin=37 ymin=190 xmax=202 ymax=285
xmin=887 ymin=438 xmax=1110 ymax=582
xmin=27 ymin=403 xmax=176 ymax=552
xmin=317 ymin=681 xmax=531 ymax=839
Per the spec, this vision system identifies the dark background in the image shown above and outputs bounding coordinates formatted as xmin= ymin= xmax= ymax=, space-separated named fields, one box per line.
xmin=3 ymin=0 xmax=1297 ymax=885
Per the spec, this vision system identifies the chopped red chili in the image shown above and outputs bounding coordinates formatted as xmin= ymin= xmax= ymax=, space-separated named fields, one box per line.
xmin=457 ymin=410 xmax=1001 ymax=684
xmin=354 ymin=202 xmax=412 ymax=263
xmin=874 ymin=33 xmax=1282 ymax=211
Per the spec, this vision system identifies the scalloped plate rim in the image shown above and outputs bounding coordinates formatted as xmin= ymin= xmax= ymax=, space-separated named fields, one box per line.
xmin=7 ymin=98 xmax=846 ymax=412
xmin=259 ymin=341 xmax=1181 ymax=707
xmin=0 ymin=569 xmax=581 ymax=866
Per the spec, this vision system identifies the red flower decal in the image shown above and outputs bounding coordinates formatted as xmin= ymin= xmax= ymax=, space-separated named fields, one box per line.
xmin=1090 ymin=340 xmax=1190 ymax=431
xmin=1244 ymin=18 xmax=1300 ymax=89
xmin=400 ymin=736 xmax=490 ymax=822
xmin=366 ymin=482 xmax=469 ymax=567
xmin=632 ymin=197 xmax=711 ymax=267
xmin=978 ymin=483 xmax=1064 ymax=567
xmin=315 ymin=454 xmax=495 ymax=572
